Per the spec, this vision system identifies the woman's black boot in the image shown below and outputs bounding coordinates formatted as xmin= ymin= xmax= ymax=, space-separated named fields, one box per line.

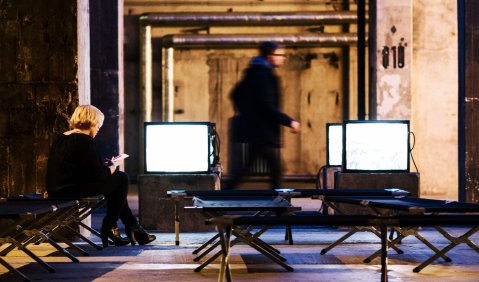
xmin=101 ymin=226 xmax=130 ymax=248
xmin=125 ymin=223 xmax=156 ymax=246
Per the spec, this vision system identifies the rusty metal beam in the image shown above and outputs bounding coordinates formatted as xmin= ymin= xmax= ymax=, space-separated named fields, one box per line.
xmin=161 ymin=33 xmax=359 ymax=48
xmin=140 ymin=11 xmax=357 ymax=27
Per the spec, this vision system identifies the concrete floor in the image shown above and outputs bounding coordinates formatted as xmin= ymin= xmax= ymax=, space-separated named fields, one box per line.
xmin=1 ymin=186 xmax=478 ymax=282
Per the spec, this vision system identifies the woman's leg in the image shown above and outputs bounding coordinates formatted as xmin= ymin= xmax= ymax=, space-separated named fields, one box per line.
xmin=73 ymin=170 xmax=131 ymax=229
xmin=103 ymin=171 xmax=155 ymax=245
xmin=100 ymin=171 xmax=132 ymax=228
xmin=69 ymin=170 xmax=154 ymax=245
xmin=95 ymin=171 xmax=131 ymax=247
xmin=119 ymin=202 xmax=137 ymax=227
xmin=58 ymin=171 xmax=132 ymax=247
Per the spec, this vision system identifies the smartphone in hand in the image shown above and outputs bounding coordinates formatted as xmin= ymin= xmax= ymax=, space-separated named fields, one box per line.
xmin=111 ymin=153 xmax=129 ymax=163
xmin=105 ymin=153 xmax=129 ymax=166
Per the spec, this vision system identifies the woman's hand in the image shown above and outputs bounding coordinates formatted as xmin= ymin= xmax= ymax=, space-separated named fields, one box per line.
xmin=109 ymin=163 xmax=118 ymax=174
xmin=106 ymin=156 xmax=118 ymax=174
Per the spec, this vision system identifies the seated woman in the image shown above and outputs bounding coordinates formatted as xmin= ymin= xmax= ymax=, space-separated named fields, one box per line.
xmin=46 ymin=105 xmax=155 ymax=247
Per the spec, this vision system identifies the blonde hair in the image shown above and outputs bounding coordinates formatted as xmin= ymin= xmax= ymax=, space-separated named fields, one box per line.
xmin=69 ymin=105 xmax=104 ymax=130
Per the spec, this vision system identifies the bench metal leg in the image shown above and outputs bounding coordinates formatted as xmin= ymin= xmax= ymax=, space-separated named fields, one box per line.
xmin=10 ymin=240 xmax=56 ymax=273
xmin=435 ymin=226 xmax=479 ymax=253
xmin=194 ymin=239 xmax=221 ymax=262
xmin=174 ymin=200 xmax=180 ymax=246
xmin=0 ymin=256 xmax=32 ymax=282
xmin=218 ymin=225 xmax=232 ymax=282
xmin=413 ymin=225 xmax=479 ymax=272
xmin=195 ymin=226 xmax=291 ymax=273
xmin=193 ymin=233 xmax=219 ymax=255
xmin=284 ymin=225 xmax=293 ymax=245
xmin=25 ymin=231 xmax=80 ymax=263
xmin=49 ymin=230 xmax=90 ymax=256
xmin=322 ymin=225 xmax=402 ymax=256
xmin=195 ymin=236 xmax=244 ymax=272
xmin=380 ymin=224 xmax=388 ymax=282
xmin=64 ymin=225 xmax=103 ymax=250
xmin=321 ymin=227 xmax=358 ymax=255
xmin=364 ymin=226 xmax=450 ymax=263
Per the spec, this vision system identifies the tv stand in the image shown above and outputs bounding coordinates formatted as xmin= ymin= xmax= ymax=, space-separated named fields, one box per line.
xmin=138 ymin=174 xmax=220 ymax=231
xmin=334 ymin=172 xmax=420 ymax=197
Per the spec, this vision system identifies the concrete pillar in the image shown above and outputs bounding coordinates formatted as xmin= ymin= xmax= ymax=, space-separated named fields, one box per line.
xmin=461 ymin=0 xmax=479 ymax=203
xmin=412 ymin=0 xmax=458 ymax=199
xmin=89 ymin=0 xmax=123 ymax=160
xmin=163 ymin=47 xmax=175 ymax=122
xmin=0 ymin=0 xmax=87 ymax=196
xmin=78 ymin=0 xmax=90 ymax=104
xmin=372 ymin=0 xmax=413 ymax=119
xmin=138 ymin=24 xmax=152 ymax=175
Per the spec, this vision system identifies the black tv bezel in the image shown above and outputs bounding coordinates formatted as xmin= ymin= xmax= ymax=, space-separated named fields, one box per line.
xmin=143 ymin=121 xmax=215 ymax=174
xmin=326 ymin=122 xmax=343 ymax=167
xmin=341 ymin=120 xmax=410 ymax=173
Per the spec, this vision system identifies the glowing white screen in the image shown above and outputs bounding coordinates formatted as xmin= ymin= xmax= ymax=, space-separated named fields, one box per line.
xmin=345 ymin=122 xmax=409 ymax=171
xmin=327 ymin=124 xmax=343 ymax=166
xmin=145 ymin=124 xmax=209 ymax=172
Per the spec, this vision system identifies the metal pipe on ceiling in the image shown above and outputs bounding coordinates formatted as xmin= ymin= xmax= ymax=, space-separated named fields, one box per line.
xmin=161 ymin=33 xmax=359 ymax=48
xmin=140 ymin=11 xmax=358 ymax=125
xmin=140 ymin=11 xmax=358 ymax=27
xmin=128 ymin=0 xmax=357 ymax=7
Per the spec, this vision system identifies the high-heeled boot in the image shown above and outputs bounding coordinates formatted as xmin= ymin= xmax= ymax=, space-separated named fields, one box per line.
xmin=101 ymin=226 xmax=130 ymax=248
xmin=125 ymin=223 xmax=156 ymax=245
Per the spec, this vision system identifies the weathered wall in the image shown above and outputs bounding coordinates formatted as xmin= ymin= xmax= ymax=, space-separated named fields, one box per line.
xmin=374 ymin=0 xmax=413 ymax=120
xmin=412 ymin=0 xmax=458 ymax=199
xmin=173 ymin=49 xmax=343 ymax=175
xmin=90 ymin=0 xmax=123 ymax=161
xmin=0 ymin=0 xmax=123 ymax=196
xmin=0 ymin=0 xmax=80 ymax=196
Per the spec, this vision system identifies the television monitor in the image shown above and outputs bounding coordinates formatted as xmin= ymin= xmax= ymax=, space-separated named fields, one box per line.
xmin=342 ymin=120 xmax=410 ymax=172
xmin=144 ymin=122 xmax=217 ymax=174
xmin=326 ymin=123 xmax=343 ymax=167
